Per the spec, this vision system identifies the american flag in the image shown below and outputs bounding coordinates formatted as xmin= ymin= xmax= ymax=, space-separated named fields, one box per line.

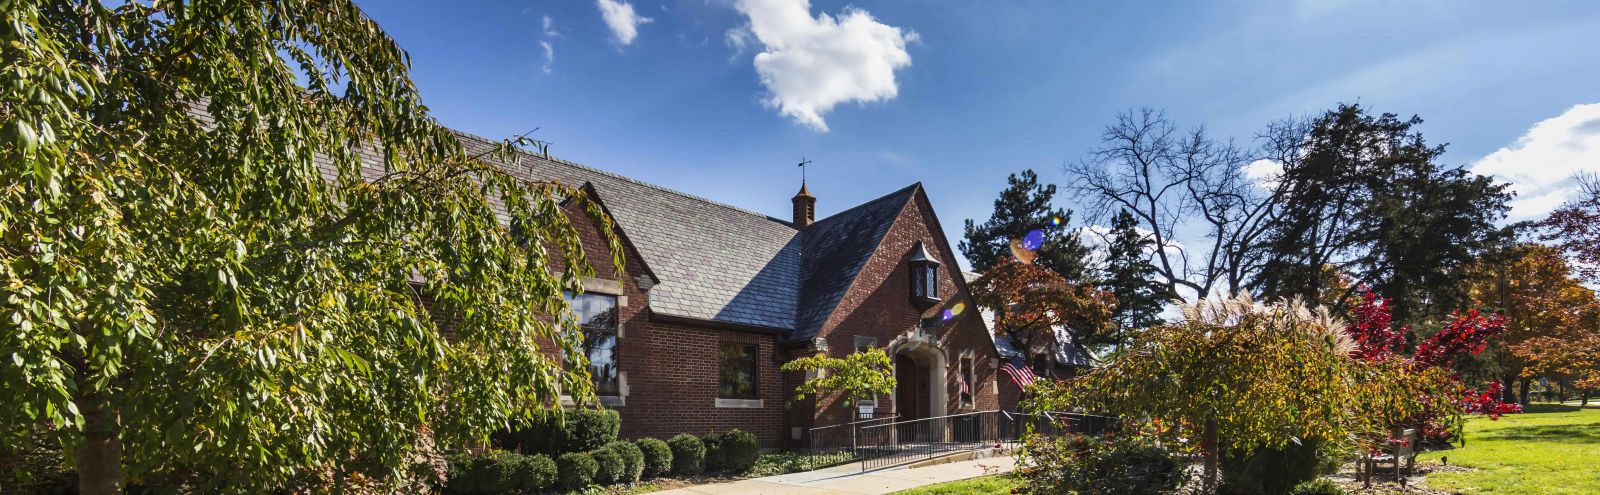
xmin=1001 ymin=361 xmax=1037 ymax=388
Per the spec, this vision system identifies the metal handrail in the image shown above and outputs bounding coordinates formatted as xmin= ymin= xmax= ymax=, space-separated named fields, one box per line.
xmin=855 ymin=410 xmax=995 ymax=433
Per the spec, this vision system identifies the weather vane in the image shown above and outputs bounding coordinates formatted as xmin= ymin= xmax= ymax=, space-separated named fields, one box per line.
xmin=798 ymin=157 xmax=813 ymax=183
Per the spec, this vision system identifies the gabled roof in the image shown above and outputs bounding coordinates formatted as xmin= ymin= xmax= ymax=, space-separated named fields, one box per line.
xmin=459 ymin=134 xmax=803 ymax=330
xmin=792 ymin=184 xmax=920 ymax=340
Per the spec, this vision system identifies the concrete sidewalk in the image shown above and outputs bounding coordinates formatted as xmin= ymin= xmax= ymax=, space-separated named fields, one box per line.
xmin=652 ymin=456 xmax=1016 ymax=495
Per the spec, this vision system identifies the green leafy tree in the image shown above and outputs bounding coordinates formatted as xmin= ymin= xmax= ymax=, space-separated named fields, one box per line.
xmin=1 ymin=1 xmax=619 ymax=493
xmin=1254 ymin=104 xmax=1513 ymax=323
xmin=1098 ymin=209 xmax=1164 ymax=346
xmin=961 ymin=170 xmax=1093 ymax=282
xmin=780 ymin=349 xmax=896 ymax=409
xmin=1031 ymin=295 xmax=1461 ymax=490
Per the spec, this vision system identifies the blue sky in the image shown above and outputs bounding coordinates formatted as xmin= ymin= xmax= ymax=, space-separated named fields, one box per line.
xmin=360 ymin=1 xmax=1600 ymax=270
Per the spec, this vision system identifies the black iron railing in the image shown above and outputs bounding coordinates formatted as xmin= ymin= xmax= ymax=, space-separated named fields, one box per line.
xmin=801 ymin=414 xmax=900 ymax=471
xmin=1004 ymin=410 xmax=1120 ymax=437
xmin=857 ymin=411 xmax=1009 ymax=471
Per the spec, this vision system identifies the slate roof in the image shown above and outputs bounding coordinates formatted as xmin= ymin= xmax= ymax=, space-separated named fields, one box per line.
xmin=457 ymin=134 xmax=807 ymax=330
xmin=455 ymin=132 xmax=936 ymax=339
xmin=791 ymin=185 xmax=920 ymax=340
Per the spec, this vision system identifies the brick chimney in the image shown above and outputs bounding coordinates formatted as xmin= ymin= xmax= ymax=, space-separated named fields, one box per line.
xmin=792 ymin=181 xmax=816 ymax=228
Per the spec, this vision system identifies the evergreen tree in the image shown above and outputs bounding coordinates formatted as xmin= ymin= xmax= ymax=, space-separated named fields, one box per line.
xmin=1253 ymin=104 xmax=1512 ymax=323
xmin=961 ymin=170 xmax=1092 ymax=281
xmin=1100 ymin=209 xmax=1165 ymax=344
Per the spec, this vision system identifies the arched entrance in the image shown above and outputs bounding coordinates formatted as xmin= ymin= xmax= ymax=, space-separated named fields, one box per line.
xmin=892 ymin=341 xmax=947 ymax=420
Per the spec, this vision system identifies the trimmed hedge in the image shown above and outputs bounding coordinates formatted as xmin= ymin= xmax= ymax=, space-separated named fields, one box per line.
xmin=444 ymin=451 xmax=557 ymax=494
xmin=636 ymin=437 xmax=673 ymax=479
xmin=515 ymin=409 xmax=622 ymax=455
xmin=719 ymin=429 xmax=761 ymax=473
xmin=700 ymin=433 xmax=726 ymax=473
xmin=607 ymin=441 xmax=645 ymax=484
xmin=445 ymin=452 xmax=514 ymax=494
xmin=700 ymin=430 xmax=760 ymax=474
xmin=667 ymin=433 xmax=706 ymax=476
xmin=591 ymin=446 xmax=626 ymax=485
xmin=511 ymin=454 xmax=557 ymax=492
xmin=556 ymin=452 xmax=598 ymax=491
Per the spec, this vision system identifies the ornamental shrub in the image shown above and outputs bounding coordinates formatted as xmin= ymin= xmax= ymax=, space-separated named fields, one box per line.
xmin=700 ymin=433 xmax=727 ymax=473
xmin=1014 ymin=434 xmax=1187 ymax=495
xmin=591 ymin=446 xmax=627 ymax=485
xmin=510 ymin=453 xmax=558 ymax=492
xmin=606 ymin=441 xmax=645 ymax=484
xmin=1221 ymin=439 xmax=1327 ymax=495
xmin=556 ymin=452 xmax=598 ymax=490
xmin=516 ymin=409 xmax=622 ymax=455
xmin=667 ymin=434 xmax=706 ymax=476
xmin=636 ymin=437 xmax=674 ymax=478
xmin=718 ymin=430 xmax=761 ymax=473
xmin=444 ymin=451 xmax=515 ymax=495
xmin=1288 ymin=478 xmax=1347 ymax=495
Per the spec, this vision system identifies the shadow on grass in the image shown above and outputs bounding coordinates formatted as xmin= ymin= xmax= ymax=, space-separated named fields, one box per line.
xmin=1522 ymin=403 xmax=1583 ymax=414
xmin=1477 ymin=423 xmax=1600 ymax=445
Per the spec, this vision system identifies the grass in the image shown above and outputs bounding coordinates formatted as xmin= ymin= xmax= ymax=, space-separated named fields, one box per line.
xmin=889 ymin=474 xmax=1019 ymax=495
xmin=1418 ymin=403 xmax=1600 ymax=494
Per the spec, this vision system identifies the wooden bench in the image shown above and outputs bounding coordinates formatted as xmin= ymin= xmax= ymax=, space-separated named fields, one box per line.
xmin=1362 ymin=428 xmax=1418 ymax=488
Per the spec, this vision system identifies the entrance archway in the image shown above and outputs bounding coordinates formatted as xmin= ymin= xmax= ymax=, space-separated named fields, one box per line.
xmin=892 ymin=341 xmax=948 ymax=420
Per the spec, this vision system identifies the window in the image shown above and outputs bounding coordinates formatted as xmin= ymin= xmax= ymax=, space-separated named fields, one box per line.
xmin=567 ymin=292 xmax=620 ymax=396
xmin=1032 ymin=353 xmax=1051 ymax=380
xmin=959 ymin=356 xmax=975 ymax=407
xmin=912 ymin=264 xmax=939 ymax=299
xmin=719 ymin=343 xmax=759 ymax=399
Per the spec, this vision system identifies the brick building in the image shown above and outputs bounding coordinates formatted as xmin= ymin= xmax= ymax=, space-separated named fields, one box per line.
xmin=460 ymin=134 xmax=1018 ymax=448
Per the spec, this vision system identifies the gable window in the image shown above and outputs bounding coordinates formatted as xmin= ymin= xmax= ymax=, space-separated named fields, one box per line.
xmin=907 ymin=241 xmax=941 ymax=305
xmin=1032 ymin=353 xmax=1051 ymax=380
xmin=719 ymin=343 xmax=759 ymax=399
xmin=958 ymin=356 xmax=975 ymax=408
xmin=567 ymin=292 xmax=620 ymax=396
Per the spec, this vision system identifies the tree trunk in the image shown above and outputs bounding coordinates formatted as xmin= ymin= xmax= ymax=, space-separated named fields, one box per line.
xmin=1519 ymin=378 xmax=1532 ymax=406
xmin=74 ymin=388 xmax=124 ymax=495
xmin=1203 ymin=418 xmax=1220 ymax=491
xmin=1502 ymin=373 xmax=1518 ymax=404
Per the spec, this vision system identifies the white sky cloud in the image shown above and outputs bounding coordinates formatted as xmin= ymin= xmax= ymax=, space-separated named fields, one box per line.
xmin=540 ymin=40 xmax=554 ymax=74
xmin=1470 ymin=102 xmax=1600 ymax=220
xmin=731 ymin=0 xmax=917 ymax=132
xmin=1241 ymin=158 xmax=1283 ymax=190
xmin=542 ymin=15 xmax=560 ymax=38
xmin=596 ymin=0 xmax=652 ymax=46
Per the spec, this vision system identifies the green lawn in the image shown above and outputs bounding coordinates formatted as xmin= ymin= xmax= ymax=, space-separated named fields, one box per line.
xmin=889 ymin=474 xmax=1019 ymax=495
xmin=1418 ymin=403 xmax=1600 ymax=494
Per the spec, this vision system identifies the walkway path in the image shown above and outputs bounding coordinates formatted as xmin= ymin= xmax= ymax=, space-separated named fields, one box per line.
xmin=653 ymin=456 xmax=1016 ymax=495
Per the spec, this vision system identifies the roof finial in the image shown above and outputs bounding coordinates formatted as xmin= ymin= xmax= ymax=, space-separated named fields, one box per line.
xmin=797 ymin=156 xmax=812 ymax=184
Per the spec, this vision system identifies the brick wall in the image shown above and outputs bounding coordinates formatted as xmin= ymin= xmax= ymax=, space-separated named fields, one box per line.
xmin=801 ymin=187 xmax=1002 ymax=429
xmin=555 ymin=191 xmax=786 ymax=447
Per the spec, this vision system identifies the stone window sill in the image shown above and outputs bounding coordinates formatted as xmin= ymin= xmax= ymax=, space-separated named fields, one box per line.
xmin=715 ymin=398 xmax=764 ymax=409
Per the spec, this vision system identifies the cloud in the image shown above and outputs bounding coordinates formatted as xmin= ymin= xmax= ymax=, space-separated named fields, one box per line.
xmin=731 ymin=0 xmax=917 ymax=132
xmin=1470 ymin=102 xmax=1600 ymax=220
xmin=542 ymin=14 xmax=560 ymax=38
xmin=724 ymin=24 xmax=753 ymax=58
xmin=540 ymin=40 xmax=555 ymax=74
xmin=596 ymin=0 xmax=652 ymax=46
xmin=1241 ymin=159 xmax=1283 ymax=190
